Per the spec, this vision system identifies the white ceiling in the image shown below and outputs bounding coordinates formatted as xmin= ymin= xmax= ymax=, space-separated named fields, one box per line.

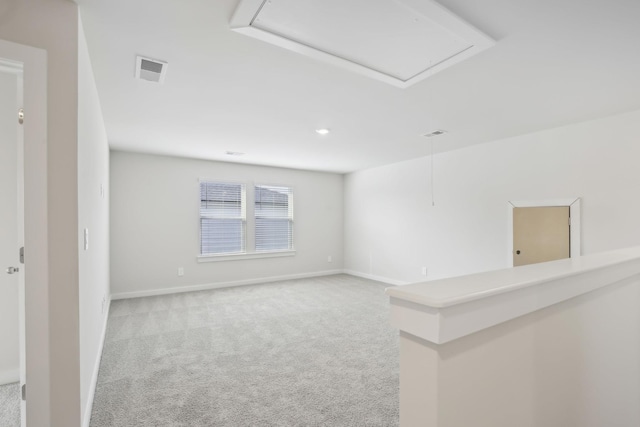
xmin=77 ymin=0 xmax=640 ymax=173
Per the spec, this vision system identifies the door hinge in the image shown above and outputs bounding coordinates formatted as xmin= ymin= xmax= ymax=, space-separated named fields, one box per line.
xmin=19 ymin=247 xmax=24 ymax=264
xmin=21 ymin=384 xmax=26 ymax=400
xmin=18 ymin=108 xmax=24 ymax=125
xmin=568 ymin=217 xmax=572 ymax=226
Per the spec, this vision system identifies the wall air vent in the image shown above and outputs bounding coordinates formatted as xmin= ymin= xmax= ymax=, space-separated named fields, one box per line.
xmin=135 ymin=56 xmax=168 ymax=84
xmin=230 ymin=0 xmax=495 ymax=88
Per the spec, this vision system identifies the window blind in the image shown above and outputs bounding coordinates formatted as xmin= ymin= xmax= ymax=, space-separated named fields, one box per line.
xmin=200 ymin=181 xmax=246 ymax=255
xmin=254 ymin=185 xmax=293 ymax=251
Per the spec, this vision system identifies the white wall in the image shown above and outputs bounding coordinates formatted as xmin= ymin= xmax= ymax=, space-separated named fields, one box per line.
xmin=345 ymin=108 xmax=640 ymax=284
xmin=110 ymin=151 xmax=343 ymax=297
xmin=0 ymin=70 xmax=19 ymax=385
xmin=0 ymin=1 xmax=81 ymax=425
xmin=399 ymin=270 xmax=640 ymax=427
xmin=77 ymin=16 xmax=110 ymax=427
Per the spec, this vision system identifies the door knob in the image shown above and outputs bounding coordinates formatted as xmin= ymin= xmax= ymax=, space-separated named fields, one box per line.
xmin=516 ymin=250 xmax=521 ymax=255
xmin=6 ymin=267 xmax=19 ymax=274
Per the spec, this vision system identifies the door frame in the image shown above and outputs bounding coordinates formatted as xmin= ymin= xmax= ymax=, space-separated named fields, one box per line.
xmin=0 ymin=54 xmax=26 ymax=426
xmin=507 ymin=198 xmax=581 ymax=267
xmin=0 ymin=39 xmax=49 ymax=426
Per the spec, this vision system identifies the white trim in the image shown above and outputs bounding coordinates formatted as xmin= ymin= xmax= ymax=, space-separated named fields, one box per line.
xmin=230 ymin=0 xmax=494 ymax=88
xmin=111 ymin=269 xmax=344 ymax=300
xmin=508 ymin=198 xmax=580 ymax=208
xmin=0 ymin=368 xmax=20 ymax=386
xmin=198 ymin=179 xmax=248 ymax=255
xmin=507 ymin=198 xmax=581 ymax=267
xmin=82 ymin=297 xmax=110 ymax=427
xmin=198 ymin=249 xmax=296 ymax=263
xmin=343 ymin=269 xmax=410 ymax=286
xmin=0 ymin=58 xmax=22 ymax=74
xmin=387 ymin=246 xmax=640 ymax=344
xmin=198 ymin=177 xmax=247 ymax=185
xmin=0 ymin=55 xmax=27 ymax=424
xmin=16 ymin=67 xmax=26 ymax=427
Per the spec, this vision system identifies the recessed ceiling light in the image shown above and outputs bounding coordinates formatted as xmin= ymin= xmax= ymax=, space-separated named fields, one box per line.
xmin=316 ymin=129 xmax=330 ymax=135
xmin=422 ymin=130 xmax=447 ymax=138
xmin=225 ymin=151 xmax=245 ymax=156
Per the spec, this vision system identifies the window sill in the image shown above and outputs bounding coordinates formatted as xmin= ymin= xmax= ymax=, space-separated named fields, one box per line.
xmin=197 ymin=250 xmax=296 ymax=263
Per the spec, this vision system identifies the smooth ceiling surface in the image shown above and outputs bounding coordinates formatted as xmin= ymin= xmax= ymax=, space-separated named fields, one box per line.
xmin=77 ymin=0 xmax=640 ymax=173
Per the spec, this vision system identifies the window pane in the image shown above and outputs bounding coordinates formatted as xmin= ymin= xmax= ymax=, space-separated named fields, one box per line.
xmin=200 ymin=182 xmax=243 ymax=217
xmin=200 ymin=181 xmax=245 ymax=254
xmin=255 ymin=185 xmax=293 ymax=251
xmin=255 ymin=218 xmax=292 ymax=251
xmin=201 ymin=218 xmax=244 ymax=254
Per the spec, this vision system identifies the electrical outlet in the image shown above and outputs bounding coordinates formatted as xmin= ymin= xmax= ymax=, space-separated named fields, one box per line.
xmin=327 ymin=255 xmax=332 ymax=263
xmin=421 ymin=266 xmax=428 ymax=276
xmin=178 ymin=267 xmax=184 ymax=277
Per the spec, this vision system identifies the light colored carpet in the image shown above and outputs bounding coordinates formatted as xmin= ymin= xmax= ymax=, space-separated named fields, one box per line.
xmin=0 ymin=382 xmax=20 ymax=427
xmin=90 ymin=274 xmax=399 ymax=426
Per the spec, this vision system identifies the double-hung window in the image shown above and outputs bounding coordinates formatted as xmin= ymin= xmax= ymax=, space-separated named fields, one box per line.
xmin=254 ymin=185 xmax=294 ymax=252
xmin=199 ymin=181 xmax=246 ymax=255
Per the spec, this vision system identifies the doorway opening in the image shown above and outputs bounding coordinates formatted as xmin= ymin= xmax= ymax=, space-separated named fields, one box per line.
xmin=507 ymin=198 xmax=581 ymax=267
xmin=0 ymin=56 xmax=24 ymax=427
xmin=0 ymin=38 xmax=48 ymax=427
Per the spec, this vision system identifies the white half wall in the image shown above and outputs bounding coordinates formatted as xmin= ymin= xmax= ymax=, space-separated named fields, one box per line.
xmin=78 ymin=15 xmax=110 ymax=427
xmin=344 ymin=108 xmax=640 ymax=284
xmin=397 ymin=272 xmax=640 ymax=427
xmin=110 ymin=151 xmax=343 ymax=296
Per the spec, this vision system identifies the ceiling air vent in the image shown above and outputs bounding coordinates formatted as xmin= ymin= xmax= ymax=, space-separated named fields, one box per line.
xmin=135 ymin=56 xmax=168 ymax=84
xmin=423 ymin=130 xmax=447 ymax=138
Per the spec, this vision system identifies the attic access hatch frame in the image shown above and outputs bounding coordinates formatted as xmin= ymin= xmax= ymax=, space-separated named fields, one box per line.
xmin=230 ymin=0 xmax=495 ymax=88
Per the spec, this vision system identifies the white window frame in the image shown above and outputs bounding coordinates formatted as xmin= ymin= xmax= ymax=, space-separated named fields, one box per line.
xmin=198 ymin=180 xmax=247 ymax=256
xmin=254 ymin=184 xmax=294 ymax=253
xmin=197 ymin=179 xmax=296 ymax=262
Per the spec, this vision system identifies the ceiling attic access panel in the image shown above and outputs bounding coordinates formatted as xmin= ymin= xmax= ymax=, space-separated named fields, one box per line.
xmin=230 ymin=0 xmax=495 ymax=88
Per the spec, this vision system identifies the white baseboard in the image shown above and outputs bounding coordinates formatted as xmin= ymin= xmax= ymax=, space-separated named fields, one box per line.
xmin=82 ymin=297 xmax=111 ymax=427
xmin=0 ymin=368 xmax=19 ymax=386
xmin=111 ymin=270 xmax=345 ymax=300
xmin=342 ymin=269 xmax=410 ymax=286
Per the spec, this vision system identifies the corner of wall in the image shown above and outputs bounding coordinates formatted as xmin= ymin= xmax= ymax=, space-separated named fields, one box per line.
xmin=77 ymin=12 xmax=111 ymax=427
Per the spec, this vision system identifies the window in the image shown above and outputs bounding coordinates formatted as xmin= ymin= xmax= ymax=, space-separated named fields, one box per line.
xmin=200 ymin=181 xmax=246 ymax=255
xmin=198 ymin=181 xmax=294 ymax=259
xmin=255 ymin=185 xmax=294 ymax=251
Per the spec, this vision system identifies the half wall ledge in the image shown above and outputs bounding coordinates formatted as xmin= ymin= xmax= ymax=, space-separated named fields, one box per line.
xmin=386 ymin=246 xmax=640 ymax=344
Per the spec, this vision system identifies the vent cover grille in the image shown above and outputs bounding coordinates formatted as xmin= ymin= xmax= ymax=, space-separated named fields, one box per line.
xmin=140 ymin=59 xmax=163 ymax=74
xmin=135 ymin=56 xmax=168 ymax=84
